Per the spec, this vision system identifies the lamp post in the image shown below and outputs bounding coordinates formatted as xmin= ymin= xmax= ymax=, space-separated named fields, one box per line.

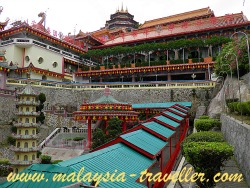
xmin=231 ymin=31 xmax=250 ymax=80
xmin=225 ymin=52 xmax=243 ymax=123
xmin=191 ymin=73 xmax=196 ymax=81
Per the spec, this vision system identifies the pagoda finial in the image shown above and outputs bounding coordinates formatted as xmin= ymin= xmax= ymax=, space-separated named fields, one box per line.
xmin=104 ymin=87 xmax=111 ymax=96
xmin=126 ymin=6 xmax=128 ymax=12
xmin=121 ymin=2 xmax=124 ymax=12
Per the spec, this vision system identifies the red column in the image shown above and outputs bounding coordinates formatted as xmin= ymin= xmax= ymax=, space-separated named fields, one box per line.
xmin=160 ymin=150 xmax=163 ymax=172
xmin=122 ymin=120 xmax=127 ymax=132
xmin=88 ymin=119 xmax=91 ymax=148
xmin=105 ymin=120 xmax=108 ymax=135
xmin=146 ymin=109 xmax=149 ymax=119
xmin=170 ymin=137 xmax=172 ymax=156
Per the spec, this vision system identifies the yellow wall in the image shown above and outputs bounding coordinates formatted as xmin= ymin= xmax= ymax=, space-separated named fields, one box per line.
xmin=0 ymin=45 xmax=23 ymax=66
xmin=25 ymin=45 xmax=63 ymax=74
xmin=16 ymin=140 xmax=37 ymax=148
xmin=16 ymin=128 xmax=36 ymax=135
xmin=15 ymin=152 xmax=37 ymax=161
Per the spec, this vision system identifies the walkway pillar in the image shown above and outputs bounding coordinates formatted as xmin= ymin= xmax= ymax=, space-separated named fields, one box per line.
xmin=122 ymin=121 xmax=127 ymax=132
xmin=88 ymin=119 xmax=91 ymax=148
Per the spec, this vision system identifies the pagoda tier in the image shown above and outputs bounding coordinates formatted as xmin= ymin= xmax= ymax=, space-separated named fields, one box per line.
xmin=11 ymin=160 xmax=39 ymax=166
xmin=12 ymin=82 xmax=39 ymax=174
xmin=73 ymin=87 xmax=139 ymax=148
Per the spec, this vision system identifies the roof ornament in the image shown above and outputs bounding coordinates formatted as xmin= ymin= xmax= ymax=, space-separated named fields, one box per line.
xmin=121 ymin=2 xmax=124 ymax=12
xmin=126 ymin=6 xmax=128 ymax=12
xmin=243 ymin=0 xmax=245 ymax=6
xmin=104 ymin=87 xmax=111 ymax=96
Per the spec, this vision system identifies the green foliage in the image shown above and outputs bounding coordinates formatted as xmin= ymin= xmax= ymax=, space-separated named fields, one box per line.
xmin=72 ymin=137 xmax=85 ymax=141
xmin=183 ymin=142 xmax=233 ymax=187
xmin=192 ymin=58 xmax=204 ymax=63
xmin=228 ymin=101 xmax=250 ymax=115
xmin=226 ymin=98 xmax=239 ymax=104
xmin=215 ymin=36 xmax=250 ymax=77
xmin=183 ymin=131 xmax=224 ymax=143
xmin=106 ymin=117 xmax=123 ymax=139
xmin=41 ymin=155 xmax=51 ymax=164
xmin=199 ymin=115 xmax=210 ymax=119
xmin=194 ymin=118 xmax=221 ymax=132
xmin=92 ymin=128 xmax=108 ymax=149
xmin=37 ymin=151 xmax=42 ymax=158
xmin=0 ymin=158 xmax=10 ymax=165
xmin=7 ymin=136 xmax=16 ymax=146
xmin=38 ymin=93 xmax=46 ymax=104
xmin=37 ymin=112 xmax=45 ymax=124
xmin=51 ymin=160 xmax=63 ymax=164
xmin=0 ymin=163 xmax=12 ymax=176
xmin=10 ymin=126 xmax=17 ymax=133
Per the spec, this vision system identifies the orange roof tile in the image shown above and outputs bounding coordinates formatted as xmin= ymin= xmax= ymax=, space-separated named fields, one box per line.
xmin=139 ymin=7 xmax=214 ymax=29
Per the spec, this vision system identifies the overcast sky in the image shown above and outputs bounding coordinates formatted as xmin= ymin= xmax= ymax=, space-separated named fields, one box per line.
xmin=0 ymin=0 xmax=249 ymax=36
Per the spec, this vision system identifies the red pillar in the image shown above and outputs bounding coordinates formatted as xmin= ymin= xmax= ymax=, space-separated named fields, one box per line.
xmin=88 ymin=119 xmax=91 ymax=148
xmin=170 ymin=137 xmax=172 ymax=156
xmin=105 ymin=120 xmax=108 ymax=135
xmin=122 ymin=120 xmax=127 ymax=132
xmin=146 ymin=108 xmax=149 ymax=119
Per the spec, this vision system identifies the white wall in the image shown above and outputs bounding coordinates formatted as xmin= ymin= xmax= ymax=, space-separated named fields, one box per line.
xmin=0 ymin=45 xmax=23 ymax=66
xmin=25 ymin=45 xmax=63 ymax=74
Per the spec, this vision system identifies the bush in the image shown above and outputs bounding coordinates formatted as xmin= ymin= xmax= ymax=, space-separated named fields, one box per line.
xmin=194 ymin=119 xmax=221 ymax=132
xmin=237 ymin=102 xmax=250 ymax=115
xmin=37 ymin=151 xmax=42 ymax=158
xmin=51 ymin=160 xmax=63 ymax=164
xmin=7 ymin=136 xmax=16 ymax=146
xmin=41 ymin=155 xmax=51 ymax=164
xmin=226 ymin=98 xmax=239 ymax=104
xmin=181 ymin=131 xmax=224 ymax=153
xmin=183 ymin=142 xmax=233 ymax=187
xmin=73 ymin=137 xmax=85 ymax=141
xmin=199 ymin=115 xmax=210 ymax=119
xmin=0 ymin=158 xmax=10 ymax=165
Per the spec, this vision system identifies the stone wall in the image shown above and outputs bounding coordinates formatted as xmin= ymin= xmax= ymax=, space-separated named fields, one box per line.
xmin=6 ymin=85 xmax=213 ymax=108
xmin=0 ymin=95 xmax=16 ymax=123
xmin=220 ymin=114 xmax=250 ymax=186
xmin=0 ymin=124 xmax=11 ymax=143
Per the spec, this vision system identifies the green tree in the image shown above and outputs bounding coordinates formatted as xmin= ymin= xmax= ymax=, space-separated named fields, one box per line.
xmin=91 ymin=128 xmax=108 ymax=149
xmin=36 ymin=93 xmax=46 ymax=124
xmin=106 ymin=117 xmax=123 ymax=139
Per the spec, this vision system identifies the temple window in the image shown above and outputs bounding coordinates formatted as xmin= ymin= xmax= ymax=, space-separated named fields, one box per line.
xmin=24 ymin=155 xmax=28 ymax=161
xmin=52 ymin=62 xmax=58 ymax=68
xmin=25 ymin=118 xmax=29 ymax=123
xmin=32 ymin=130 xmax=35 ymax=135
xmin=38 ymin=57 xmax=44 ymax=64
xmin=26 ymin=107 xmax=29 ymax=112
xmin=17 ymin=155 xmax=19 ymax=160
xmin=32 ymin=154 xmax=35 ymax=160
xmin=17 ymin=142 xmax=20 ymax=148
xmin=18 ymin=130 xmax=21 ymax=135
xmin=32 ymin=142 xmax=35 ymax=147
xmin=25 ymin=130 xmax=29 ymax=135
xmin=24 ymin=142 xmax=28 ymax=148
xmin=32 ymin=118 xmax=35 ymax=123
xmin=27 ymin=97 xmax=30 ymax=101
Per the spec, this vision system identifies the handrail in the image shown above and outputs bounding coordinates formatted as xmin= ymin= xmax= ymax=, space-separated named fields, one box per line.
xmin=7 ymin=78 xmax=216 ymax=90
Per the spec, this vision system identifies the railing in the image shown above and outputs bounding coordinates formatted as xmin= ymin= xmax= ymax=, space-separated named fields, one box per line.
xmin=0 ymin=88 xmax=16 ymax=96
xmin=12 ymin=134 xmax=38 ymax=139
xmin=10 ymin=146 xmax=39 ymax=152
xmin=6 ymin=78 xmax=216 ymax=90
xmin=14 ymin=122 xmax=39 ymax=127
xmin=11 ymin=160 xmax=39 ymax=165
xmin=39 ymin=128 xmax=61 ymax=149
xmin=15 ymin=111 xmax=39 ymax=116
xmin=16 ymin=100 xmax=39 ymax=105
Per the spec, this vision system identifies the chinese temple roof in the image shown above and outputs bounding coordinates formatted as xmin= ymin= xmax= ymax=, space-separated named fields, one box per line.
xmin=139 ymin=7 xmax=214 ymax=29
xmin=18 ymin=82 xmax=37 ymax=96
xmin=101 ymin=12 xmax=249 ymax=47
xmin=91 ymin=87 xmax=127 ymax=104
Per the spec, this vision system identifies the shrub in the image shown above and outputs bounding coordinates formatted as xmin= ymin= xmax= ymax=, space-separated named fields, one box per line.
xmin=73 ymin=137 xmax=85 ymax=141
xmin=37 ymin=151 xmax=42 ymax=158
xmin=0 ymin=158 xmax=10 ymax=165
xmin=194 ymin=119 xmax=221 ymax=132
xmin=226 ymin=98 xmax=239 ymax=104
xmin=183 ymin=142 xmax=233 ymax=187
xmin=51 ymin=160 xmax=63 ymax=164
xmin=41 ymin=155 xmax=51 ymax=164
xmin=232 ymin=102 xmax=239 ymax=112
xmin=228 ymin=102 xmax=234 ymax=112
xmin=237 ymin=102 xmax=250 ymax=115
xmin=199 ymin=115 xmax=210 ymax=119
xmin=181 ymin=131 xmax=224 ymax=153
xmin=7 ymin=136 xmax=16 ymax=146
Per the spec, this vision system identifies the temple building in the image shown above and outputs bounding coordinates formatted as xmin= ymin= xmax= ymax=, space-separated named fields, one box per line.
xmin=11 ymin=83 xmax=39 ymax=173
xmin=74 ymin=7 xmax=250 ymax=83
xmin=73 ymin=87 xmax=138 ymax=148
xmin=105 ymin=5 xmax=139 ymax=32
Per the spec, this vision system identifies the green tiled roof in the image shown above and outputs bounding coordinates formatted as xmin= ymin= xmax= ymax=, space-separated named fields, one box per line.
xmin=154 ymin=115 xmax=180 ymax=128
xmin=142 ymin=121 xmax=175 ymax=139
xmin=163 ymin=111 xmax=184 ymax=121
xmin=58 ymin=143 xmax=153 ymax=188
xmin=91 ymin=95 xmax=127 ymax=104
xmin=169 ymin=108 xmax=187 ymax=116
xmin=0 ymin=164 xmax=75 ymax=188
xmin=132 ymin=102 xmax=191 ymax=109
xmin=121 ymin=130 xmax=167 ymax=155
